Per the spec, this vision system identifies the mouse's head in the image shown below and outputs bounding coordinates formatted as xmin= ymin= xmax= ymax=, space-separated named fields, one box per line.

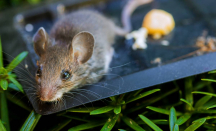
xmin=33 ymin=27 xmax=94 ymax=102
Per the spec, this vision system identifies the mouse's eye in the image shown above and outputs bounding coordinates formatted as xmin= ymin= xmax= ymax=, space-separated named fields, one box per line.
xmin=36 ymin=68 xmax=42 ymax=77
xmin=61 ymin=71 xmax=71 ymax=80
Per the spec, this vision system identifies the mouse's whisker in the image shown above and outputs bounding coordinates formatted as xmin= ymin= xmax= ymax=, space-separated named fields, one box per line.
xmin=9 ymin=66 xmax=35 ymax=80
xmin=9 ymin=94 xmax=30 ymax=107
xmin=30 ymin=95 xmax=39 ymax=106
xmin=10 ymin=69 xmax=34 ymax=80
xmin=24 ymin=87 xmax=37 ymax=92
xmin=63 ymin=77 xmax=85 ymax=87
xmin=73 ymin=88 xmax=102 ymax=98
xmin=60 ymin=97 xmax=67 ymax=109
xmin=24 ymin=88 xmax=37 ymax=94
xmin=53 ymin=99 xmax=62 ymax=110
xmin=69 ymin=91 xmax=94 ymax=108
xmin=88 ymin=73 xmax=124 ymax=86
xmin=84 ymin=84 xmax=116 ymax=92
xmin=2 ymin=51 xmax=34 ymax=75
xmin=72 ymin=89 xmax=111 ymax=104
xmin=16 ymin=80 xmax=36 ymax=89
xmin=16 ymin=78 xmax=36 ymax=85
xmin=55 ymin=97 xmax=66 ymax=110
xmin=2 ymin=57 xmax=35 ymax=80
xmin=108 ymin=61 xmax=135 ymax=70
xmin=86 ymin=74 xmax=123 ymax=92
xmin=72 ymin=90 xmax=99 ymax=98
xmin=28 ymin=92 xmax=37 ymax=96
xmin=11 ymin=73 xmax=36 ymax=84
xmin=64 ymin=94 xmax=90 ymax=111
xmin=72 ymin=89 xmax=102 ymax=100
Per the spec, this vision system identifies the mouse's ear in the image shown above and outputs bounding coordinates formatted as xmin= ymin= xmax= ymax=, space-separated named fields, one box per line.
xmin=71 ymin=31 xmax=95 ymax=64
xmin=33 ymin=27 xmax=49 ymax=57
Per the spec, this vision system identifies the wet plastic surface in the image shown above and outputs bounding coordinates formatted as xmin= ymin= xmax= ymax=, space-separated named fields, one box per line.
xmin=12 ymin=0 xmax=216 ymax=115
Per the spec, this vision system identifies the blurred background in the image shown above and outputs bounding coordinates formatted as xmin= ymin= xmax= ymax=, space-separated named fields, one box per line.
xmin=0 ymin=0 xmax=49 ymax=10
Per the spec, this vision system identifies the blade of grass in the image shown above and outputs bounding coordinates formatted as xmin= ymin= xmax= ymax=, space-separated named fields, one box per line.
xmin=185 ymin=78 xmax=193 ymax=111
xmin=126 ymin=87 xmax=178 ymax=114
xmin=132 ymin=89 xmax=144 ymax=97
xmin=117 ymin=94 xmax=126 ymax=104
xmin=180 ymin=98 xmax=194 ymax=109
xmin=101 ymin=114 xmax=119 ymax=131
xmin=90 ymin=106 xmax=114 ymax=115
xmin=193 ymin=116 xmax=216 ymax=123
xmin=68 ymin=121 xmax=105 ymax=131
xmin=139 ymin=115 xmax=162 ymax=131
xmin=203 ymin=123 xmax=215 ymax=130
xmin=6 ymin=51 xmax=28 ymax=72
xmin=20 ymin=110 xmax=41 ymax=131
xmin=0 ymin=37 xmax=3 ymax=68
xmin=201 ymin=98 xmax=216 ymax=110
xmin=48 ymin=119 xmax=72 ymax=131
xmin=7 ymin=72 xmax=16 ymax=78
xmin=169 ymin=107 xmax=177 ymax=131
xmin=175 ymin=114 xmax=191 ymax=125
xmin=173 ymin=124 xmax=179 ymax=131
xmin=185 ymin=118 xmax=206 ymax=131
xmin=126 ymin=89 xmax=160 ymax=104
xmin=0 ymin=67 xmax=6 ymax=74
xmin=192 ymin=91 xmax=216 ymax=97
xmin=207 ymin=104 xmax=216 ymax=109
xmin=208 ymin=70 xmax=216 ymax=74
xmin=151 ymin=120 xmax=168 ymax=125
xmin=201 ymin=79 xmax=216 ymax=83
xmin=0 ymin=92 xmax=10 ymax=131
xmin=109 ymin=96 xmax=116 ymax=102
xmin=114 ymin=105 xmax=121 ymax=114
xmin=7 ymin=75 xmax=24 ymax=93
xmin=195 ymin=95 xmax=212 ymax=109
xmin=0 ymin=119 xmax=6 ymax=131
xmin=196 ymin=110 xmax=216 ymax=113
xmin=8 ymin=83 xmax=22 ymax=92
xmin=137 ymin=119 xmax=168 ymax=125
xmin=67 ymin=107 xmax=96 ymax=113
xmin=146 ymin=106 xmax=182 ymax=116
xmin=0 ymin=79 xmax=8 ymax=90
xmin=126 ymin=89 xmax=144 ymax=100
xmin=122 ymin=116 xmax=145 ymax=131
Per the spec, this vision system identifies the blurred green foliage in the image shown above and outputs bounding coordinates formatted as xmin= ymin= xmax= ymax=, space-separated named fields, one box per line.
xmin=0 ymin=0 xmax=43 ymax=10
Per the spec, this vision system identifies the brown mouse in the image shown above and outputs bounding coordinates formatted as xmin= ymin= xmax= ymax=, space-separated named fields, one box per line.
xmin=33 ymin=0 xmax=153 ymax=102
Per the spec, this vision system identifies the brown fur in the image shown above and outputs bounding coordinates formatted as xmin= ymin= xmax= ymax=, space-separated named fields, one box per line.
xmin=34 ymin=10 xmax=116 ymax=101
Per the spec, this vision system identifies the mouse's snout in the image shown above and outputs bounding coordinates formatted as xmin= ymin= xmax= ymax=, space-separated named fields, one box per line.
xmin=39 ymin=87 xmax=60 ymax=102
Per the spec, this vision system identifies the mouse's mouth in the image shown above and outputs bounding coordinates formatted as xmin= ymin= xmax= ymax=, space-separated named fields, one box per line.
xmin=40 ymin=97 xmax=60 ymax=102
xmin=39 ymin=89 xmax=63 ymax=102
xmin=39 ymin=95 xmax=63 ymax=102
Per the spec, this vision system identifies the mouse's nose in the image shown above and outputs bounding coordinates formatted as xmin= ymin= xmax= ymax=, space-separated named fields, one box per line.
xmin=39 ymin=88 xmax=56 ymax=102
xmin=40 ymin=95 xmax=51 ymax=101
